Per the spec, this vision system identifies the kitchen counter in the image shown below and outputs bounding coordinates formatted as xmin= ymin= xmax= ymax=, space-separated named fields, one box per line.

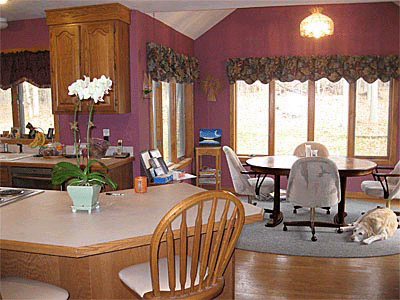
xmin=0 ymin=183 xmax=263 ymax=299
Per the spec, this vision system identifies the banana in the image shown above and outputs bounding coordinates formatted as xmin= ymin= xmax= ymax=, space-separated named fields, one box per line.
xmin=28 ymin=133 xmax=39 ymax=148
xmin=28 ymin=131 xmax=46 ymax=148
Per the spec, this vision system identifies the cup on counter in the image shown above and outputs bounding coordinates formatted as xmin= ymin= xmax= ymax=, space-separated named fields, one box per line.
xmin=134 ymin=176 xmax=147 ymax=193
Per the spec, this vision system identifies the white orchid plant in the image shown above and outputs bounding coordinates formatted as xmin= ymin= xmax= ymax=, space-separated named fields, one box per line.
xmin=52 ymin=75 xmax=117 ymax=189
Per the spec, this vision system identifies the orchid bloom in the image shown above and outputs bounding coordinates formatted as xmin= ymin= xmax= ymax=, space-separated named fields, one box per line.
xmin=68 ymin=75 xmax=112 ymax=102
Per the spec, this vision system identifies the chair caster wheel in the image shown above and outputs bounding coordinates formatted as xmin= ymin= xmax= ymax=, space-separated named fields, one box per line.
xmin=283 ymin=225 xmax=287 ymax=231
xmin=293 ymin=209 xmax=297 ymax=214
xmin=326 ymin=211 xmax=330 ymax=215
xmin=337 ymin=228 xmax=343 ymax=234
xmin=311 ymin=236 xmax=317 ymax=242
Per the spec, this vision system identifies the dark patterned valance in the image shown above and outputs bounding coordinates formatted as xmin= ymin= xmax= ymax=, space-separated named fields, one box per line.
xmin=0 ymin=50 xmax=51 ymax=89
xmin=146 ymin=42 xmax=199 ymax=84
xmin=226 ymin=55 xmax=400 ymax=84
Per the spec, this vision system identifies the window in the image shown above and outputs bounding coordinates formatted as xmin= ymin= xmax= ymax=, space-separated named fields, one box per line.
xmin=0 ymin=81 xmax=54 ymax=137
xmin=150 ymin=80 xmax=194 ymax=165
xmin=233 ymin=79 xmax=398 ymax=165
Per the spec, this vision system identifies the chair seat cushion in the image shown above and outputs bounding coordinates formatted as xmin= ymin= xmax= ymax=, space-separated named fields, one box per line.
xmin=248 ymin=177 xmax=274 ymax=195
xmin=361 ymin=180 xmax=385 ymax=198
xmin=119 ymin=256 xmax=202 ymax=298
xmin=0 ymin=277 xmax=69 ymax=300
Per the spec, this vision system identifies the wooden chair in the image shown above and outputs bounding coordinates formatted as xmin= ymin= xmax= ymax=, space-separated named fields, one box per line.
xmin=118 ymin=190 xmax=245 ymax=299
xmin=283 ymin=157 xmax=342 ymax=241
xmin=0 ymin=277 xmax=69 ymax=299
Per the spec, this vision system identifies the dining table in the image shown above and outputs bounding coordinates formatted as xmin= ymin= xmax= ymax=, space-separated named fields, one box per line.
xmin=246 ymin=155 xmax=377 ymax=227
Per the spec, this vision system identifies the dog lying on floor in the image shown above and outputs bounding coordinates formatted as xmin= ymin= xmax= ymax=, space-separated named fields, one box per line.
xmin=340 ymin=207 xmax=398 ymax=245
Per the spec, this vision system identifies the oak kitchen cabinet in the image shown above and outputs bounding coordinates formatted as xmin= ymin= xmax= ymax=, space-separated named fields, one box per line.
xmin=46 ymin=3 xmax=131 ymax=114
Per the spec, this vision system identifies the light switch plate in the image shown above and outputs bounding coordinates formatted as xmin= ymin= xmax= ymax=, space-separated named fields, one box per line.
xmin=103 ymin=129 xmax=110 ymax=137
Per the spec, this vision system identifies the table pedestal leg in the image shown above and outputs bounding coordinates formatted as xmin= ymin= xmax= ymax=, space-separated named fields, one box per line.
xmin=334 ymin=176 xmax=348 ymax=225
xmin=265 ymin=175 xmax=283 ymax=227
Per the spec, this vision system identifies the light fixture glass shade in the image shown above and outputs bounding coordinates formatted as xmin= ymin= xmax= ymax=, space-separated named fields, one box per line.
xmin=300 ymin=8 xmax=334 ymax=38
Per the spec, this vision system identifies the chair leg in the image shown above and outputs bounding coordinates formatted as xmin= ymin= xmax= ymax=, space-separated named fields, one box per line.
xmin=293 ymin=206 xmax=331 ymax=215
xmin=293 ymin=205 xmax=301 ymax=214
xmin=322 ymin=206 xmax=331 ymax=214
xmin=310 ymin=208 xmax=317 ymax=241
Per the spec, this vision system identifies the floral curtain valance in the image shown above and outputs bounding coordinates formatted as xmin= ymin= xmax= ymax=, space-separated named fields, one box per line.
xmin=226 ymin=54 xmax=400 ymax=84
xmin=0 ymin=50 xmax=51 ymax=89
xmin=146 ymin=42 xmax=200 ymax=84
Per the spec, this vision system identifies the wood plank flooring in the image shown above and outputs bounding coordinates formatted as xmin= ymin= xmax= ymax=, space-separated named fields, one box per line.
xmin=235 ymin=250 xmax=399 ymax=300
xmin=234 ymin=198 xmax=400 ymax=300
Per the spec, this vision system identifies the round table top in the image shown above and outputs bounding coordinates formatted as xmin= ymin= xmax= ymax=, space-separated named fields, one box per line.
xmin=246 ymin=155 xmax=377 ymax=177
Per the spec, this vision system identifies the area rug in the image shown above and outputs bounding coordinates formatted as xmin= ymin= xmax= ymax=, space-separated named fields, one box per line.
xmin=236 ymin=198 xmax=400 ymax=258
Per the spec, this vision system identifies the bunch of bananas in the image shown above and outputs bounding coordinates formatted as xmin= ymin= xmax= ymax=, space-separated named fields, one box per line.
xmin=28 ymin=131 xmax=46 ymax=148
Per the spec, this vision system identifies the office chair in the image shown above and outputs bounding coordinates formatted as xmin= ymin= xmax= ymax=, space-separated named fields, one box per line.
xmin=118 ymin=190 xmax=245 ymax=299
xmin=293 ymin=141 xmax=330 ymax=157
xmin=293 ymin=141 xmax=331 ymax=214
xmin=361 ymin=160 xmax=400 ymax=216
xmin=223 ymin=146 xmax=274 ymax=204
xmin=283 ymin=157 xmax=342 ymax=241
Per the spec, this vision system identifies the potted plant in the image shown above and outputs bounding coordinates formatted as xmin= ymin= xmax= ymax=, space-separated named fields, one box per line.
xmin=52 ymin=75 xmax=117 ymax=213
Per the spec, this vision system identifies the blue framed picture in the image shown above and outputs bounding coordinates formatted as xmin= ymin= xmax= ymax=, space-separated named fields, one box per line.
xmin=199 ymin=128 xmax=222 ymax=147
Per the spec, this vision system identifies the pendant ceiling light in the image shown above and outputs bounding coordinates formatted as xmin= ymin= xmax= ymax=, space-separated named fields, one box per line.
xmin=300 ymin=7 xmax=334 ymax=39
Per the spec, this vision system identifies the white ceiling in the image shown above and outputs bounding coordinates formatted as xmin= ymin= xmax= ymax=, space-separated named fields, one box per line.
xmin=0 ymin=0 xmax=398 ymax=39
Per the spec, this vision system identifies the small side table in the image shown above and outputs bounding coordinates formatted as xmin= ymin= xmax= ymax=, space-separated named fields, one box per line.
xmin=195 ymin=147 xmax=221 ymax=190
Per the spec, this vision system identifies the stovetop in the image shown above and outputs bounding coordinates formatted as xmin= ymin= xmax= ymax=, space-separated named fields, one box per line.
xmin=0 ymin=187 xmax=44 ymax=207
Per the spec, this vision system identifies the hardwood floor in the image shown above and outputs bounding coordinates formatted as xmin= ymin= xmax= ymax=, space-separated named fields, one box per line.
xmin=235 ymin=250 xmax=399 ymax=300
xmin=234 ymin=198 xmax=400 ymax=300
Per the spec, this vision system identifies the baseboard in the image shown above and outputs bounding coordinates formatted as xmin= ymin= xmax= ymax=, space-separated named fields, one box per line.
xmin=221 ymin=188 xmax=400 ymax=208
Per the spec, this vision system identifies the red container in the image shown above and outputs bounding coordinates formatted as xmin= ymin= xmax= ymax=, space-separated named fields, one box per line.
xmin=134 ymin=176 xmax=147 ymax=193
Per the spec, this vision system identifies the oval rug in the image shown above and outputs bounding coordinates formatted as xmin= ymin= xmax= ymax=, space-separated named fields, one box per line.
xmin=236 ymin=199 xmax=400 ymax=258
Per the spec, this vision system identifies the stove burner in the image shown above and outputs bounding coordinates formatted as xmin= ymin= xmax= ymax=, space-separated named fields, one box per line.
xmin=0 ymin=189 xmax=24 ymax=196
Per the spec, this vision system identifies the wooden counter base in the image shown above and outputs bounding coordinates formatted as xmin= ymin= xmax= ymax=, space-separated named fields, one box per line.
xmin=1 ymin=243 xmax=234 ymax=299
xmin=0 ymin=184 xmax=262 ymax=299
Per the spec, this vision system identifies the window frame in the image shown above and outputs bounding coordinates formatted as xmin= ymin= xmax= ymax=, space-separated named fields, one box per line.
xmin=230 ymin=79 xmax=398 ymax=166
xmin=150 ymin=80 xmax=194 ymax=167
xmin=0 ymin=84 xmax=59 ymax=143
xmin=1 ymin=47 xmax=59 ymax=143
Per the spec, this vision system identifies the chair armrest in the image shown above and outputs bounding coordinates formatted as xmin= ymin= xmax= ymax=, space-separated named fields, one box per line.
xmin=373 ymin=173 xmax=400 ymax=178
xmin=241 ymin=170 xmax=259 ymax=175
xmin=375 ymin=166 xmax=395 ymax=171
xmin=371 ymin=172 xmax=400 ymax=199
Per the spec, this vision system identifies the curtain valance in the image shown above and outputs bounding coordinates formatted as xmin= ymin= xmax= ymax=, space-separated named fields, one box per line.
xmin=226 ymin=54 xmax=399 ymax=84
xmin=0 ymin=50 xmax=51 ymax=89
xmin=146 ymin=42 xmax=200 ymax=84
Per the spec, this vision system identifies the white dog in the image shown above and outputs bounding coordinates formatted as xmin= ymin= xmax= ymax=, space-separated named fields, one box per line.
xmin=340 ymin=207 xmax=398 ymax=245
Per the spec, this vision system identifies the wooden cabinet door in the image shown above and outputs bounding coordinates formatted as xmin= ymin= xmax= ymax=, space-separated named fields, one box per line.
xmin=49 ymin=25 xmax=81 ymax=113
xmin=0 ymin=166 xmax=11 ymax=187
xmin=81 ymin=21 xmax=117 ymax=113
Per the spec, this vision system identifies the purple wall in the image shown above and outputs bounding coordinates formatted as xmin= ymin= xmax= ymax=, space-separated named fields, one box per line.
xmin=0 ymin=11 xmax=194 ymax=179
xmin=194 ymin=2 xmax=400 ymax=192
xmin=1 ymin=3 xmax=399 ymax=192
xmin=0 ymin=18 xmax=49 ymax=49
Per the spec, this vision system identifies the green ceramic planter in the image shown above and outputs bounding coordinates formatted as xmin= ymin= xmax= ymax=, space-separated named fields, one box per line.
xmin=67 ymin=185 xmax=101 ymax=214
